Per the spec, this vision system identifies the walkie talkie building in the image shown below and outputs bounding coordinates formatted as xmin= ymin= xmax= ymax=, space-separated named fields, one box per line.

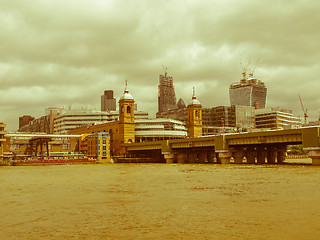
xmin=229 ymin=73 xmax=267 ymax=109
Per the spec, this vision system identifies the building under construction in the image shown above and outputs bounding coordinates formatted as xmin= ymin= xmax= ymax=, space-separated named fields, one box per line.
xmin=229 ymin=72 xmax=267 ymax=109
xmin=157 ymin=70 xmax=177 ymax=115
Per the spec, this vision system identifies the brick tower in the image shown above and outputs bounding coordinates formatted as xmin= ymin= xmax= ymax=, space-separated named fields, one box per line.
xmin=187 ymin=87 xmax=202 ymax=138
xmin=118 ymin=81 xmax=135 ymax=150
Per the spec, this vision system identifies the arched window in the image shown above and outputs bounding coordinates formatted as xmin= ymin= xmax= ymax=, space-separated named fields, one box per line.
xmin=127 ymin=106 xmax=131 ymax=114
xmin=195 ymin=110 xmax=199 ymax=119
xmin=121 ymin=106 xmax=124 ymax=113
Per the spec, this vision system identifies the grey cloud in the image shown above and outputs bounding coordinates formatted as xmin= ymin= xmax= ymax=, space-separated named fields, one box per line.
xmin=1 ymin=0 xmax=320 ymax=130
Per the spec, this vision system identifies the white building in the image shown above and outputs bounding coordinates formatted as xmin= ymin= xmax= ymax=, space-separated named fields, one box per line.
xmin=255 ymin=108 xmax=302 ymax=130
xmin=135 ymin=118 xmax=187 ymax=142
xmin=54 ymin=109 xmax=148 ymax=134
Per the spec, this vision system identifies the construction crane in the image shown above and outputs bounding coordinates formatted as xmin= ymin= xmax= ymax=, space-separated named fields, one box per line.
xmin=298 ymin=95 xmax=308 ymax=124
xmin=250 ymin=58 xmax=260 ymax=77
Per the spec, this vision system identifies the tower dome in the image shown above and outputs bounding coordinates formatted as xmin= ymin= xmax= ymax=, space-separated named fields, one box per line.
xmin=120 ymin=80 xmax=134 ymax=100
xmin=188 ymin=87 xmax=200 ymax=105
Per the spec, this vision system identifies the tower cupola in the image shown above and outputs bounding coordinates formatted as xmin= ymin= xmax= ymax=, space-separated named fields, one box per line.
xmin=187 ymin=87 xmax=202 ymax=138
xmin=189 ymin=87 xmax=201 ymax=106
xmin=120 ymin=80 xmax=134 ymax=100
xmin=118 ymin=80 xmax=135 ymax=149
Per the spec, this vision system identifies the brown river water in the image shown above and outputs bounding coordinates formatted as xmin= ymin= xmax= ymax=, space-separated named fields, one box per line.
xmin=0 ymin=162 xmax=319 ymax=240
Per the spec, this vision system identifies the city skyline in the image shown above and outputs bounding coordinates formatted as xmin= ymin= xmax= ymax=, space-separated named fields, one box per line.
xmin=1 ymin=0 xmax=320 ymax=130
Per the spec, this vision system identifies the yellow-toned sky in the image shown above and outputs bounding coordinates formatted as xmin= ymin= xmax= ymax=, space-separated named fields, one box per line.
xmin=1 ymin=0 xmax=320 ymax=130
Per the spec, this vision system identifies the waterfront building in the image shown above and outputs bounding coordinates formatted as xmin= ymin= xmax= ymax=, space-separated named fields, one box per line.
xmin=157 ymin=70 xmax=177 ymax=115
xmin=101 ymin=90 xmax=116 ymax=112
xmin=0 ymin=123 xmax=6 ymax=159
xmin=255 ymin=108 xmax=302 ymax=129
xmin=19 ymin=115 xmax=34 ymax=129
xmin=229 ymin=72 xmax=267 ymax=109
xmin=87 ymin=132 xmax=111 ymax=162
xmin=187 ymin=88 xmax=202 ymax=138
xmin=3 ymin=132 xmax=80 ymax=157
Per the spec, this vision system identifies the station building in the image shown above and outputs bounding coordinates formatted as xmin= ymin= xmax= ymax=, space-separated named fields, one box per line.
xmin=134 ymin=118 xmax=187 ymax=142
xmin=69 ymin=85 xmax=136 ymax=156
xmin=70 ymin=86 xmax=203 ymax=156
xmin=10 ymin=85 xmax=203 ymax=160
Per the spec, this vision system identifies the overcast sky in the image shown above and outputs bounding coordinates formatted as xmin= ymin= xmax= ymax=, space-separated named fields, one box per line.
xmin=1 ymin=0 xmax=320 ymax=130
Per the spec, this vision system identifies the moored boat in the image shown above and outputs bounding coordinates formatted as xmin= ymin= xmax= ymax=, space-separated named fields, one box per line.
xmin=11 ymin=156 xmax=96 ymax=166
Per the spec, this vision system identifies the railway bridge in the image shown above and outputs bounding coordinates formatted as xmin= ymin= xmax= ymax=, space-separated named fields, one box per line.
xmin=125 ymin=127 xmax=320 ymax=165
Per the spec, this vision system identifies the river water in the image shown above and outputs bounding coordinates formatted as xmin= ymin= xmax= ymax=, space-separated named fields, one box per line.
xmin=0 ymin=163 xmax=319 ymax=240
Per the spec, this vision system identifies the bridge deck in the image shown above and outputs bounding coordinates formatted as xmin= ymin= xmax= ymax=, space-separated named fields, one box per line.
xmin=125 ymin=127 xmax=320 ymax=165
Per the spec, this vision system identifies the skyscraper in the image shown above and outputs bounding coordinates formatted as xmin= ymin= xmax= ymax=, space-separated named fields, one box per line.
xmin=101 ymin=90 xmax=116 ymax=112
xmin=157 ymin=71 xmax=177 ymax=114
xmin=229 ymin=72 xmax=267 ymax=109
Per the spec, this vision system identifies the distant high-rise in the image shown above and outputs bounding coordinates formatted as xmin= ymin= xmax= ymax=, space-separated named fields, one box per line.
xmin=229 ymin=72 xmax=267 ymax=109
xmin=101 ymin=90 xmax=116 ymax=112
xmin=157 ymin=71 xmax=177 ymax=114
xmin=19 ymin=115 xmax=34 ymax=129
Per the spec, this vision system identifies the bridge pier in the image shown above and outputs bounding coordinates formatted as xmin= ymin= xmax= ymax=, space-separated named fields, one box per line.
xmin=199 ymin=152 xmax=208 ymax=163
xmin=208 ymin=152 xmax=216 ymax=163
xmin=267 ymin=150 xmax=276 ymax=164
xmin=246 ymin=151 xmax=256 ymax=164
xmin=218 ymin=151 xmax=232 ymax=164
xmin=232 ymin=151 xmax=245 ymax=164
xmin=307 ymin=149 xmax=320 ymax=165
xmin=257 ymin=147 xmax=266 ymax=164
xmin=164 ymin=153 xmax=175 ymax=164
xmin=176 ymin=153 xmax=187 ymax=164
xmin=187 ymin=152 xmax=196 ymax=163
xmin=277 ymin=150 xmax=286 ymax=164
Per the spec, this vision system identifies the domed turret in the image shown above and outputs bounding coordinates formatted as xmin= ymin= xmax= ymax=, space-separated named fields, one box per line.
xmin=188 ymin=87 xmax=201 ymax=106
xmin=187 ymin=87 xmax=202 ymax=138
xmin=120 ymin=80 xmax=134 ymax=100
